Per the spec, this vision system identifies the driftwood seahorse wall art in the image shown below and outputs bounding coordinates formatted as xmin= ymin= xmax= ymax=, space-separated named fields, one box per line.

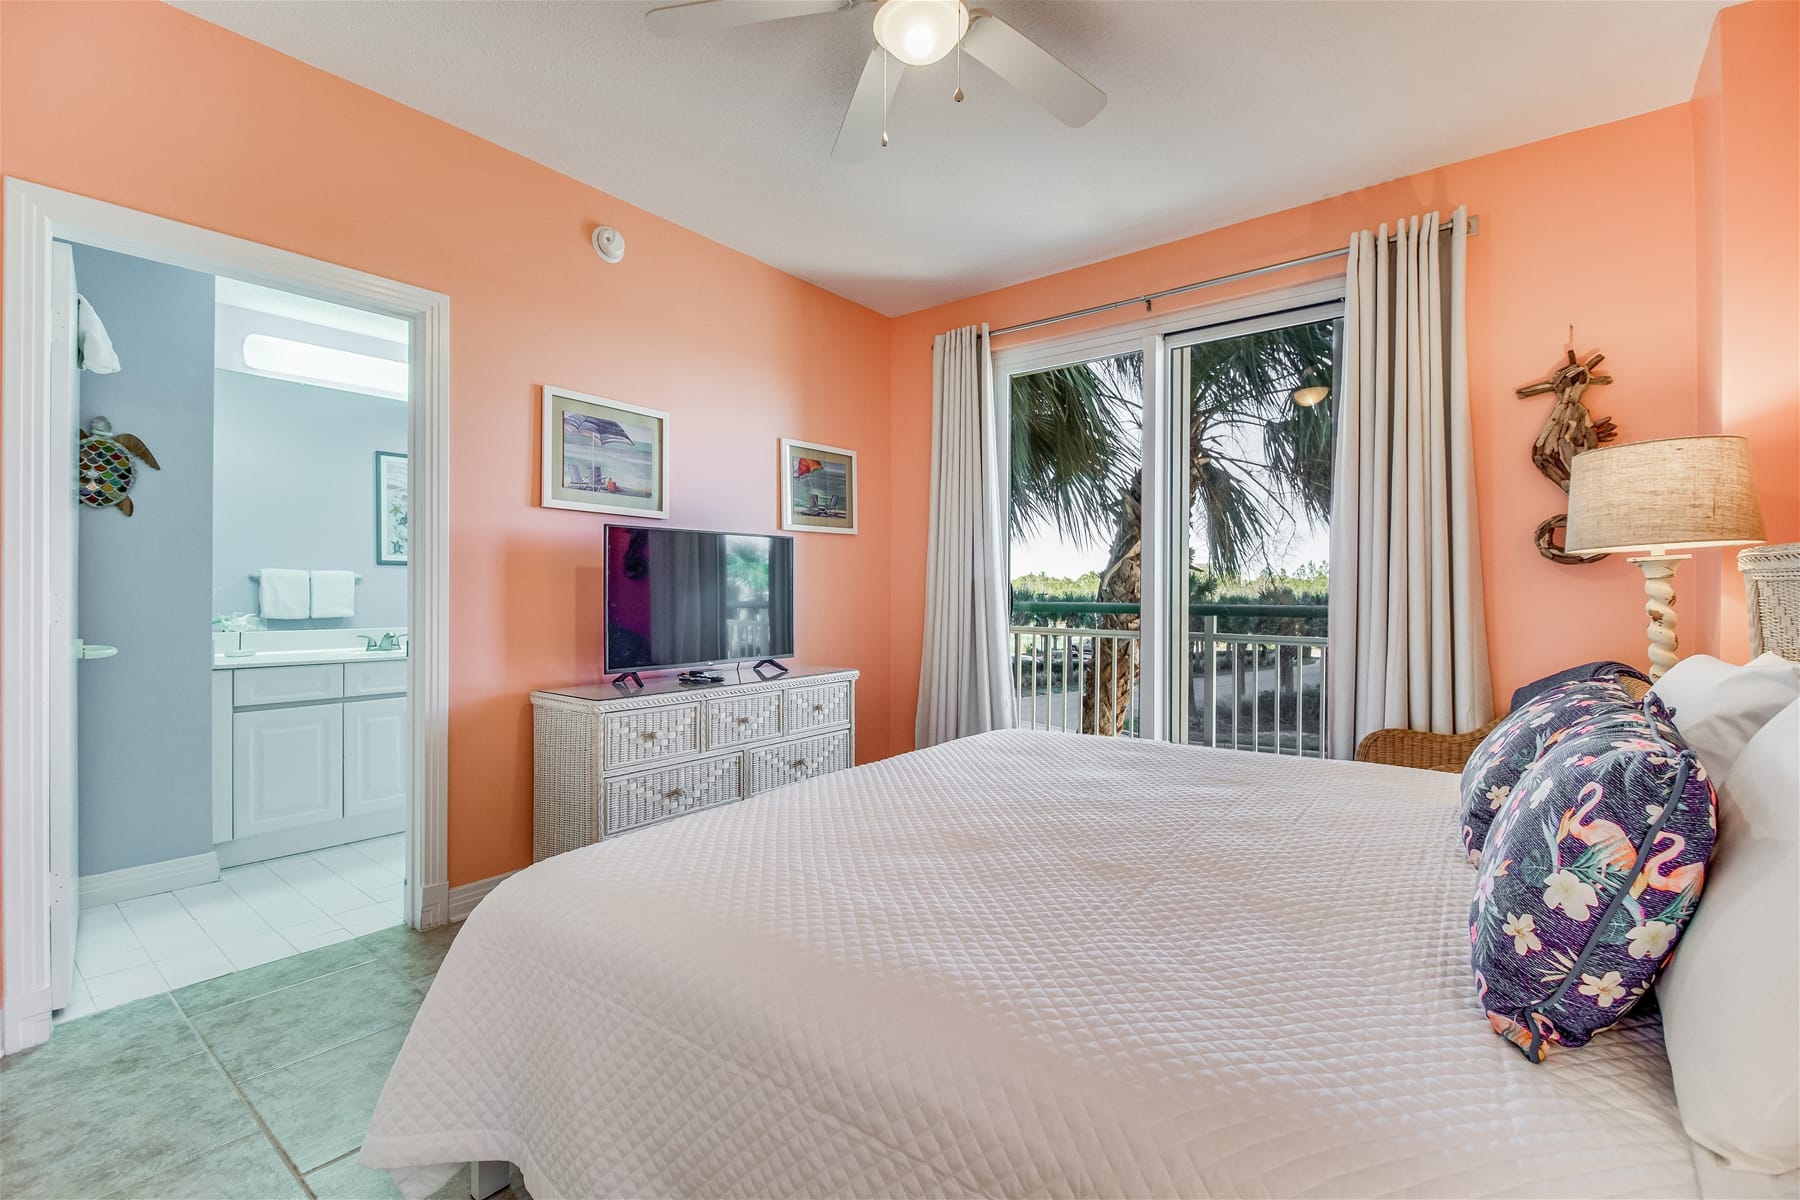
xmin=1516 ymin=346 xmax=1617 ymax=564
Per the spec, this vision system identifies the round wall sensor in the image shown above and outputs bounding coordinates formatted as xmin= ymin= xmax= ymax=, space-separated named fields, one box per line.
xmin=592 ymin=226 xmax=625 ymax=264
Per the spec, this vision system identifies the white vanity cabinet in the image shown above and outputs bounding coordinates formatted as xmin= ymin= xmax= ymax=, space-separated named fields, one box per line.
xmin=215 ymin=658 xmax=407 ymax=867
xmin=344 ymin=696 xmax=408 ymax=818
xmin=233 ymin=703 xmax=345 ymax=838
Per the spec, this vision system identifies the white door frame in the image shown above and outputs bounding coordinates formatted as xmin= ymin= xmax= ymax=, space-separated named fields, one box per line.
xmin=2 ymin=179 xmax=452 ymax=1055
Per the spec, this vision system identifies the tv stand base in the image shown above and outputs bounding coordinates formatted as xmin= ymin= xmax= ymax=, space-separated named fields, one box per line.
xmin=750 ymin=659 xmax=790 ymax=676
xmin=610 ymin=671 xmax=644 ymax=690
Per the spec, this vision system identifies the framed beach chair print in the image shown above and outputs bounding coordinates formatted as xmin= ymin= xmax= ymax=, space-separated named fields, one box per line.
xmin=780 ymin=438 xmax=857 ymax=534
xmin=541 ymin=385 xmax=670 ymax=518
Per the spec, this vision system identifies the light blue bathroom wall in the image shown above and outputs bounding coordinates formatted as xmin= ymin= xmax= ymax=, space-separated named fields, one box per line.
xmin=71 ymin=244 xmax=216 ymax=877
xmin=212 ymin=371 xmax=408 ymax=629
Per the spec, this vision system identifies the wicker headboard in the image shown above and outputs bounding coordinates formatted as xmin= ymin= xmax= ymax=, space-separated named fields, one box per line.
xmin=1739 ymin=542 xmax=1800 ymax=661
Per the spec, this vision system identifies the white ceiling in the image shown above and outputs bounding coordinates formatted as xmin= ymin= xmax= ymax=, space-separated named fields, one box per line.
xmin=174 ymin=0 xmax=1729 ymax=316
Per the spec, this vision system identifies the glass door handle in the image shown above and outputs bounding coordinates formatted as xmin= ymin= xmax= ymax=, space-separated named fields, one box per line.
xmin=75 ymin=641 xmax=118 ymax=660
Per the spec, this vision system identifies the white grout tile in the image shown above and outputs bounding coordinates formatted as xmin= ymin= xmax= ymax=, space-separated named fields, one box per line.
xmin=215 ymin=932 xmax=297 ymax=972
xmin=311 ymin=851 xmax=393 ymax=894
xmin=79 ymin=903 xmax=131 ymax=934
xmin=171 ymin=881 xmax=242 ymax=912
xmin=361 ymin=882 xmax=404 ymax=905
xmin=75 ymin=941 xmax=150 ymax=978
xmin=154 ymin=946 xmax=236 ymax=990
xmin=280 ymin=917 xmax=359 ymax=952
xmin=119 ymin=898 xmax=216 ymax=962
xmin=55 ymin=974 xmax=99 ymax=1024
xmin=84 ymin=963 xmax=167 ymax=1010
xmin=334 ymin=903 xmax=403 ymax=937
xmin=233 ymin=885 xmax=328 ymax=932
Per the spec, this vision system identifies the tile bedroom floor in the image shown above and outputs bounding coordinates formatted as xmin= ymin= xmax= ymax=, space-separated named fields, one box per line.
xmin=67 ymin=836 xmax=408 ymax=1022
xmin=1 ymin=922 xmax=531 ymax=1200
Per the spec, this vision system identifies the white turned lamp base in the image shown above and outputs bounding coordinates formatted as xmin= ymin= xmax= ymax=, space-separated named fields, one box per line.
xmin=1627 ymin=552 xmax=1689 ymax=682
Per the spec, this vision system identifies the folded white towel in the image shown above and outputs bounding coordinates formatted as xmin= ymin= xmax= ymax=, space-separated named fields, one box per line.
xmin=76 ymin=295 xmax=121 ymax=374
xmin=258 ymin=568 xmax=310 ymax=620
xmin=310 ymin=570 xmax=356 ymax=619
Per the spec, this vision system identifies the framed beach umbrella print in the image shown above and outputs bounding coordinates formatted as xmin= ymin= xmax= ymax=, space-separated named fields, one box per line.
xmin=541 ymin=385 xmax=669 ymax=518
xmin=780 ymin=438 xmax=857 ymax=534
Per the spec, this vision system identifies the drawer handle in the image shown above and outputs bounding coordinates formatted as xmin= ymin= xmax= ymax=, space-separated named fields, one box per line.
xmin=734 ymin=716 xmax=751 ymax=725
xmin=663 ymin=787 xmax=687 ymax=800
xmin=810 ymin=703 xmax=825 ymax=714
xmin=790 ymin=757 xmax=810 ymax=770
xmin=639 ymin=731 xmax=661 ymax=743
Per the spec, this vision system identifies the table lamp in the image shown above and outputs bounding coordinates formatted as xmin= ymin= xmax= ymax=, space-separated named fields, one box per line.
xmin=1565 ymin=435 xmax=1765 ymax=680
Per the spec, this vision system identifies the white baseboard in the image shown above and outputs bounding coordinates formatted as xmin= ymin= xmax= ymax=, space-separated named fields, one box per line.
xmin=447 ymin=871 xmax=516 ymax=923
xmin=79 ymin=851 xmax=220 ymax=910
xmin=2 ymin=989 xmax=53 ymax=1057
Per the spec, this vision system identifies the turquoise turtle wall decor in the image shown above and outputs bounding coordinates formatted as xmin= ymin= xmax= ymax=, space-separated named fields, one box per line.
xmin=78 ymin=416 xmax=160 ymax=516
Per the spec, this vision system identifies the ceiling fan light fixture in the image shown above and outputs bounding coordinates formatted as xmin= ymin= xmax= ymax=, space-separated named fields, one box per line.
xmin=872 ymin=0 xmax=969 ymax=67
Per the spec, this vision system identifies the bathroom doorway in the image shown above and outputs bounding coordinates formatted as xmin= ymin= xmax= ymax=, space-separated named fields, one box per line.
xmin=2 ymin=181 xmax=450 ymax=1055
xmin=50 ymin=247 xmax=415 ymax=1020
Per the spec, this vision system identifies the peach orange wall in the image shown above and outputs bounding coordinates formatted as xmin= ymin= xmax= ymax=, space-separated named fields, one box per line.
xmin=1693 ymin=0 xmax=1800 ymax=661
xmin=0 ymin=0 xmax=897 ymax=898
xmin=888 ymin=105 xmax=1714 ymax=752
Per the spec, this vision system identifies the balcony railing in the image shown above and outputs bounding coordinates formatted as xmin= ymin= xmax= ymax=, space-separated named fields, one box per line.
xmin=1009 ymin=601 xmax=1329 ymax=756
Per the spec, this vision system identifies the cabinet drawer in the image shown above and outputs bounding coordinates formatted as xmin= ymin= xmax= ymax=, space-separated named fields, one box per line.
xmin=344 ymin=659 xmax=408 ymax=697
xmin=603 ymin=703 xmax=700 ymax=768
xmin=234 ymin=664 xmax=343 ymax=707
xmin=785 ymin=681 xmax=851 ymax=732
xmin=746 ymin=730 xmax=850 ymax=795
xmin=703 ymin=691 xmax=783 ymax=749
xmin=605 ymin=754 xmax=743 ymax=835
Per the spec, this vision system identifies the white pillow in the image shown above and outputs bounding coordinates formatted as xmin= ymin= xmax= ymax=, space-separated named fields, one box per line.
xmin=1651 ymin=652 xmax=1800 ymax=788
xmin=1657 ymin=696 xmax=1800 ymax=1174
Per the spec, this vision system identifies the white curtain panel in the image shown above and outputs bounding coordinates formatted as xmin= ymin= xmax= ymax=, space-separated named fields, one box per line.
xmin=916 ymin=324 xmax=1015 ymax=748
xmin=1327 ymin=207 xmax=1493 ymax=758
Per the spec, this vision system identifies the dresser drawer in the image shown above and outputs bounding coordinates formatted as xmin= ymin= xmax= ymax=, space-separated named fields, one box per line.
xmin=605 ymin=754 xmax=743 ymax=835
xmin=603 ymin=703 xmax=700 ymax=768
xmin=785 ymin=681 xmax=851 ymax=732
xmin=746 ymin=730 xmax=851 ymax=795
xmin=344 ymin=658 xmax=408 ymax=697
xmin=234 ymin=664 xmax=343 ymax=707
xmin=703 ymin=691 xmax=783 ymax=749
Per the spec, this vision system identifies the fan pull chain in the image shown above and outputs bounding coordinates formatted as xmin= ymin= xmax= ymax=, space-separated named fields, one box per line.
xmin=881 ymin=48 xmax=890 ymax=147
xmin=954 ymin=20 xmax=964 ymax=102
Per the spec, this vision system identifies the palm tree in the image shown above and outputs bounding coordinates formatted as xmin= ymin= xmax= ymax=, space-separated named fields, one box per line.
xmin=1009 ymin=322 xmax=1336 ymax=734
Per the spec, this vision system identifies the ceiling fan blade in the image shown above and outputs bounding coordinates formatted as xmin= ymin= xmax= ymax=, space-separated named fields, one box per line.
xmin=961 ymin=12 xmax=1106 ymax=127
xmin=832 ymin=48 xmax=903 ymax=161
xmin=645 ymin=0 xmax=851 ymax=37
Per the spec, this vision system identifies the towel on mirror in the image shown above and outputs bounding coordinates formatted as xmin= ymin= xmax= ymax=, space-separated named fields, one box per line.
xmin=258 ymin=568 xmax=310 ymax=620
xmin=76 ymin=295 xmax=121 ymax=374
xmin=310 ymin=570 xmax=356 ymax=619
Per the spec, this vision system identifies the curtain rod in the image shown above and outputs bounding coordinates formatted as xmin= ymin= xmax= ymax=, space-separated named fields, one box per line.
xmin=990 ymin=214 xmax=1478 ymax=339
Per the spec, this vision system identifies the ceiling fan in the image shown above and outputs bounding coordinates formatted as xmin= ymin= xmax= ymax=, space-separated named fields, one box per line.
xmin=643 ymin=0 xmax=1107 ymax=159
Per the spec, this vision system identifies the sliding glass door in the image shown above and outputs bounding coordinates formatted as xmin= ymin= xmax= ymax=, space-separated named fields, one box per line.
xmin=1007 ymin=350 xmax=1145 ymax=735
xmin=1001 ymin=301 xmax=1340 ymax=756
xmin=1169 ymin=310 xmax=1339 ymax=755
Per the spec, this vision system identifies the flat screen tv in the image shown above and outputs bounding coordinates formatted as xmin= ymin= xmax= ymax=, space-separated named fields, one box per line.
xmin=604 ymin=525 xmax=795 ymax=675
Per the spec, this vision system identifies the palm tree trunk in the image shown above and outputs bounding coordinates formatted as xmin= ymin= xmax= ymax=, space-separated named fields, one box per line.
xmin=1081 ymin=476 xmax=1142 ymax=735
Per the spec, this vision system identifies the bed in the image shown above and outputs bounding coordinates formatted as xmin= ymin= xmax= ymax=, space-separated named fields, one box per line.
xmin=364 ymin=730 xmax=1725 ymax=1199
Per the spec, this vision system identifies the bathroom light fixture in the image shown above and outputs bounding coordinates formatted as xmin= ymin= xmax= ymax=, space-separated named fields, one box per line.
xmin=872 ymin=0 xmax=969 ymax=67
xmin=241 ymin=334 xmax=408 ymax=400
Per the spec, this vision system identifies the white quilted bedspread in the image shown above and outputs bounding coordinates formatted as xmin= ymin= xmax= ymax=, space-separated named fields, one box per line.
xmin=362 ymin=731 xmax=1700 ymax=1199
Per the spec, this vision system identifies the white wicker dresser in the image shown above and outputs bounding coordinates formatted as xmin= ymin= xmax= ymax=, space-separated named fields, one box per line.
xmin=531 ymin=665 xmax=858 ymax=860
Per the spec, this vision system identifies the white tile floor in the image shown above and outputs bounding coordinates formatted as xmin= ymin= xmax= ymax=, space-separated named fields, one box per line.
xmin=58 ymin=834 xmax=406 ymax=1024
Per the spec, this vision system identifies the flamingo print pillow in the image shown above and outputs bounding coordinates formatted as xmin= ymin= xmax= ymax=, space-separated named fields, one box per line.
xmin=1471 ymin=696 xmax=1715 ymax=1062
xmin=1459 ymin=675 xmax=1650 ymax=865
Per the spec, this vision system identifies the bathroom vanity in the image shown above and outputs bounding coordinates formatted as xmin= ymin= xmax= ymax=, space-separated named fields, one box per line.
xmin=211 ymin=631 xmax=407 ymax=867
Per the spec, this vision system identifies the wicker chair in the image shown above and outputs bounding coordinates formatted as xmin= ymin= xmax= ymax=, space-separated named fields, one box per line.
xmin=1353 ymin=663 xmax=1651 ymax=773
xmin=1355 ymin=542 xmax=1800 ymax=772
